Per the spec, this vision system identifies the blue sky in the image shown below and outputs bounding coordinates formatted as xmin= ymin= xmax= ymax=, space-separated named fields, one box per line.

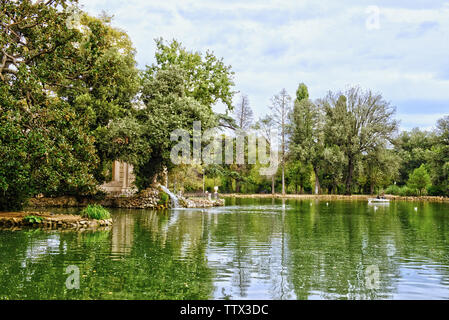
xmin=79 ymin=0 xmax=449 ymax=131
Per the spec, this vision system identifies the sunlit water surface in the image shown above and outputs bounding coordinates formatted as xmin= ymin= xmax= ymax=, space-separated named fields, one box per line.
xmin=1 ymin=198 xmax=449 ymax=300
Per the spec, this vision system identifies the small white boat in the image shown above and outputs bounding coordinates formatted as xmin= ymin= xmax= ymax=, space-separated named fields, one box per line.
xmin=368 ymin=198 xmax=390 ymax=203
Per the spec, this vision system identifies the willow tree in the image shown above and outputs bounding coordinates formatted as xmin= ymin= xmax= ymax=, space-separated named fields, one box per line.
xmin=322 ymin=87 xmax=398 ymax=195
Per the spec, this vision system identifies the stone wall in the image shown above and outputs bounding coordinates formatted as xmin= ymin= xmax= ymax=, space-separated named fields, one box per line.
xmin=27 ymin=187 xmax=225 ymax=209
xmin=0 ymin=212 xmax=112 ymax=230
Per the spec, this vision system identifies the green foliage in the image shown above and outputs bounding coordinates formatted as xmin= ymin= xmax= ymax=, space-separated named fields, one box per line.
xmin=427 ymin=185 xmax=446 ymax=197
xmin=407 ymin=164 xmax=431 ymax=196
xmin=320 ymin=87 xmax=398 ymax=195
xmin=0 ymin=1 xmax=102 ymax=209
xmin=392 ymin=128 xmax=435 ymax=184
xmin=295 ymin=83 xmax=309 ymax=102
xmin=23 ymin=215 xmax=43 ymax=224
xmin=158 ymin=192 xmax=169 ymax=206
xmin=81 ymin=204 xmax=111 ymax=220
xmin=398 ymin=186 xmax=417 ymax=197
xmin=150 ymin=38 xmax=236 ymax=111
xmin=385 ymin=185 xmax=401 ymax=195
xmin=134 ymin=64 xmax=220 ymax=189
xmin=289 ymin=84 xmax=324 ymax=194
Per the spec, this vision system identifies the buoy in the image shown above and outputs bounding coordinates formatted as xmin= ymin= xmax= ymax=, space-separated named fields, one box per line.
xmin=374 ymin=206 xmax=378 ymax=211
xmin=414 ymin=207 xmax=418 ymax=211
xmin=326 ymin=202 xmax=329 ymax=206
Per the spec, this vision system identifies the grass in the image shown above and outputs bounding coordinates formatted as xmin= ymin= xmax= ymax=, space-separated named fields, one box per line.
xmin=80 ymin=204 xmax=111 ymax=220
xmin=23 ymin=215 xmax=43 ymax=224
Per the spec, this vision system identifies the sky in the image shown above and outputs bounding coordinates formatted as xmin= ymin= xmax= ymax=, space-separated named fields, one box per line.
xmin=78 ymin=0 xmax=449 ymax=131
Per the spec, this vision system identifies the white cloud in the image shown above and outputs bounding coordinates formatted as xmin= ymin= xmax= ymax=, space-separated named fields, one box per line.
xmin=79 ymin=0 xmax=449 ymax=130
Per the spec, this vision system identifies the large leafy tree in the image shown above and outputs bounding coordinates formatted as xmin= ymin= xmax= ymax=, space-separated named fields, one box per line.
xmin=149 ymin=38 xmax=235 ymax=112
xmin=0 ymin=0 xmax=100 ymax=209
xmin=131 ymin=40 xmax=236 ymax=190
xmin=427 ymin=116 xmax=449 ymax=195
xmin=0 ymin=1 xmax=140 ymax=209
xmin=62 ymin=13 xmax=140 ymax=183
xmin=321 ymin=87 xmax=398 ymax=195
xmin=392 ymin=128 xmax=435 ymax=185
xmin=134 ymin=66 xmax=218 ymax=190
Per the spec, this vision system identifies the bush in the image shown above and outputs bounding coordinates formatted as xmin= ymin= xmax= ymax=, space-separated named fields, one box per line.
xmin=158 ymin=192 xmax=169 ymax=206
xmin=23 ymin=215 xmax=43 ymax=224
xmin=81 ymin=204 xmax=111 ymax=220
xmin=427 ymin=185 xmax=446 ymax=196
xmin=398 ymin=186 xmax=418 ymax=196
xmin=385 ymin=185 xmax=401 ymax=195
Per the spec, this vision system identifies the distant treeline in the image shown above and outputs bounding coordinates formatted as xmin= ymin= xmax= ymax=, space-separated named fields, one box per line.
xmin=181 ymin=85 xmax=448 ymax=198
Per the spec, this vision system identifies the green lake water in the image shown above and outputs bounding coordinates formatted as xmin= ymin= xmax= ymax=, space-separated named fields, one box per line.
xmin=1 ymin=198 xmax=449 ymax=300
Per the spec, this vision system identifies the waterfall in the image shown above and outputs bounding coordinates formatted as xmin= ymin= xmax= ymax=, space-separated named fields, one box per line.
xmin=160 ymin=185 xmax=179 ymax=208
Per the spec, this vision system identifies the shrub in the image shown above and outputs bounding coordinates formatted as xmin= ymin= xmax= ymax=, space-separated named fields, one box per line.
xmin=81 ymin=204 xmax=111 ymax=220
xmin=398 ymin=186 xmax=418 ymax=196
xmin=407 ymin=164 xmax=431 ymax=196
xmin=158 ymin=192 xmax=169 ymax=206
xmin=427 ymin=185 xmax=446 ymax=196
xmin=385 ymin=185 xmax=401 ymax=195
xmin=23 ymin=215 xmax=43 ymax=224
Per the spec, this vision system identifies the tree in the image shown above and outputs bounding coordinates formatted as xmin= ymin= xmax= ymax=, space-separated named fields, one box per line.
xmin=67 ymin=13 xmax=141 ymax=184
xmin=407 ymin=164 xmax=431 ymax=196
xmin=0 ymin=0 xmax=101 ymax=209
xmin=134 ymin=65 xmax=218 ymax=190
xmin=230 ymin=94 xmax=254 ymax=192
xmin=149 ymin=38 xmax=235 ymax=112
xmin=254 ymin=115 xmax=277 ymax=194
xmin=233 ymin=94 xmax=254 ymax=131
xmin=285 ymin=160 xmax=312 ymax=194
xmin=392 ymin=128 xmax=435 ymax=185
xmin=356 ymin=148 xmax=401 ymax=195
xmin=269 ymin=89 xmax=292 ymax=195
xmin=289 ymin=83 xmax=324 ymax=194
xmin=321 ymin=87 xmax=398 ymax=195
xmin=427 ymin=116 xmax=449 ymax=195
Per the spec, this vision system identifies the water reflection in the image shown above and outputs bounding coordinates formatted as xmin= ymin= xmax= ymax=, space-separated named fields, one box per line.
xmin=1 ymin=199 xmax=449 ymax=299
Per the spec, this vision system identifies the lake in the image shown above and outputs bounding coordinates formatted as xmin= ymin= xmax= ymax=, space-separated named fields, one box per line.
xmin=1 ymin=198 xmax=449 ymax=300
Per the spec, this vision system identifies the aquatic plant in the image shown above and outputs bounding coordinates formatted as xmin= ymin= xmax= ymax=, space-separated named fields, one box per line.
xmin=81 ymin=205 xmax=111 ymax=220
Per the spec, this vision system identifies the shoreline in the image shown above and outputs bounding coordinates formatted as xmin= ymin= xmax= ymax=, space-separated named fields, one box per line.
xmin=0 ymin=211 xmax=112 ymax=230
xmin=221 ymin=193 xmax=449 ymax=203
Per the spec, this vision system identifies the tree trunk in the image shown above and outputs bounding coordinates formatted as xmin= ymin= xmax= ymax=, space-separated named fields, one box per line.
xmin=282 ymin=165 xmax=285 ymax=195
xmin=271 ymin=176 xmax=275 ymax=195
xmin=236 ymin=180 xmax=241 ymax=193
xmin=345 ymin=157 xmax=354 ymax=195
xmin=314 ymin=166 xmax=321 ymax=195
